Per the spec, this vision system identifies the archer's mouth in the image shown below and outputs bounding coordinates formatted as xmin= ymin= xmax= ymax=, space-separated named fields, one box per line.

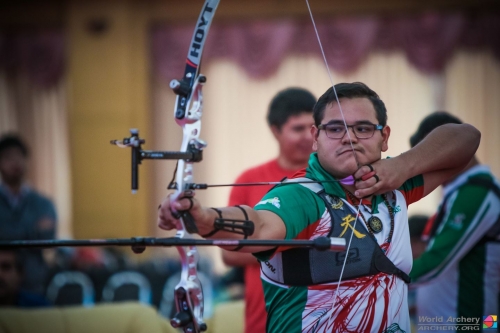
xmin=337 ymin=149 xmax=359 ymax=156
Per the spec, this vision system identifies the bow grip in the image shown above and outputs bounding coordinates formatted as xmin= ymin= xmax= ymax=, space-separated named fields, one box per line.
xmin=179 ymin=210 xmax=199 ymax=234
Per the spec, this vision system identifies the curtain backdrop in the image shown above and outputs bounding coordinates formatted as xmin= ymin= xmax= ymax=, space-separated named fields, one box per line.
xmin=152 ymin=12 xmax=500 ymax=81
xmin=0 ymin=31 xmax=71 ymax=238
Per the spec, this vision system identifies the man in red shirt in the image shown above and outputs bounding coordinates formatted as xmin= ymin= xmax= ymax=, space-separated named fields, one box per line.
xmin=222 ymin=87 xmax=316 ymax=333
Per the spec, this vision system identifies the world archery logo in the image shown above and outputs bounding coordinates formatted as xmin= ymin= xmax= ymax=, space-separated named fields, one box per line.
xmin=483 ymin=315 xmax=497 ymax=330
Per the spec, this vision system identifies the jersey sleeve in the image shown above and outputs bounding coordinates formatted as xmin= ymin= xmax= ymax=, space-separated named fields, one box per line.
xmin=410 ymin=183 xmax=490 ymax=283
xmin=398 ymin=174 xmax=424 ymax=206
xmin=253 ymin=184 xmax=324 ymax=240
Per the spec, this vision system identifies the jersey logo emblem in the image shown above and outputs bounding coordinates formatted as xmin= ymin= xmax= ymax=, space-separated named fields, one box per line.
xmin=339 ymin=214 xmax=366 ymax=239
xmin=449 ymin=213 xmax=465 ymax=229
xmin=331 ymin=197 xmax=343 ymax=210
xmin=256 ymin=197 xmax=281 ymax=209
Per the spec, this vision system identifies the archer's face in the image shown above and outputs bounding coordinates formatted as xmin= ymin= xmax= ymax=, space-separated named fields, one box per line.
xmin=311 ymin=97 xmax=390 ymax=178
xmin=0 ymin=147 xmax=27 ymax=186
xmin=273 ymin=112 xmax=314 ymax=166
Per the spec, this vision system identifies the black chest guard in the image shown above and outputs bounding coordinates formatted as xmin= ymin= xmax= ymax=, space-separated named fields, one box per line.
xmin=260 ymin=179 xmax=410 ymax=286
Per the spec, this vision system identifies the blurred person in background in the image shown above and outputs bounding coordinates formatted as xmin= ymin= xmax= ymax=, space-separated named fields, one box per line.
xmin=408 ymin=214 xmax=429 ymax=260
xmin=221 ymin=87 xmax=316 ymax=333
xmin=407 ymin=214 xmax=429 ymax=331
xmin=409 ymin=112 xmax=500 ymax=331
xmin=0 ymin=134 xmax=58 ymax=295
xmin=0 ymin=250 xmax=51 ymax=307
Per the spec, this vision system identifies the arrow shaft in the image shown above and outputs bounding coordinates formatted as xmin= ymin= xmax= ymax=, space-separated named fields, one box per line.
xmin=0 ymin=236 xmax=346 ymax=251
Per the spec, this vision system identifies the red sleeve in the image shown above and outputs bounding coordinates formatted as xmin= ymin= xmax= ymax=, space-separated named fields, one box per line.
xmin=398 ymin=174 xmax=425 ymax=206
xmin=227 ymin=164 xmax=278 ymax=207
xmin=228 ymin=175 xmax=249 ymax=206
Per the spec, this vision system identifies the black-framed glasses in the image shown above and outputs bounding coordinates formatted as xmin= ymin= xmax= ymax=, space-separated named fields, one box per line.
xmin=318 ymin=122 xmax=383 ymax=139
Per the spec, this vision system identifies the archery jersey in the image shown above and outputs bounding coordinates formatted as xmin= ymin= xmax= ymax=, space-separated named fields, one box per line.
xmin=411 ymin=165 xmax=500 ymax=330
xmin=254 ymin=153 xmax=424 ymax=333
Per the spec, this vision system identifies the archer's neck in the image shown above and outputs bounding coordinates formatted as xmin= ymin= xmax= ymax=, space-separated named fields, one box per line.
xmin=1 ymin=180 xmax=23 ymax=195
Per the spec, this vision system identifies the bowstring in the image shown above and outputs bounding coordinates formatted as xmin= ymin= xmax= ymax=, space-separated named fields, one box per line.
xmin=305 ymin=0 xmax=363 ymax=308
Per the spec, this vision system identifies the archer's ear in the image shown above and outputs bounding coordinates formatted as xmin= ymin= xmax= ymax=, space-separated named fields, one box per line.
xmin=270 ymin=125 xmax=280 ymax=140
xmin=311 ymin=126 xmax=319 ymax=151
xmin=381 ymin=125 xmax=391 ymax=152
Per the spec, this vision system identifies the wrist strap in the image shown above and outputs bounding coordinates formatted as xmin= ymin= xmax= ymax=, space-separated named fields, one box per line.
xmin=201 ymin=208 xmax=223 ymax=238
xmin=200 ymin=206 xmax=255 ymax=251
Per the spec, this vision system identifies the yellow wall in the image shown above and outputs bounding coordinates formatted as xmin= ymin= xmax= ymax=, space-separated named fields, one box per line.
xmin=67 ymin=1 xmax=153 ymax=239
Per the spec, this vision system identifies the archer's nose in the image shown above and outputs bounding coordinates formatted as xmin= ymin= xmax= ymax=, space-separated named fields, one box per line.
xmin=341 ymin=127 xmax=358 ymax=144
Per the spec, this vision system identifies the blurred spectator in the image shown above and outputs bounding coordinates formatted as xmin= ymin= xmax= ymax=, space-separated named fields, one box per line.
xmin=0 ymin=134 xmax=58 ymax=294
xmin=408 ymin=214 xmax=428 ymax=260
xmin=409 ymin=112 xmax=500 ymax=330
xmin=0 ymin=250 xmax=51 ymax=307
xmin=407 ymin=214 xmax=429 ymax=331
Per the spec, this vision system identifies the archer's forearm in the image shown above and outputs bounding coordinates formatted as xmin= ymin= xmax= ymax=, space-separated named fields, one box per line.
xmin=398 ymin=123 xmax=480 ymax=178
xmin=198 ymin=206 xmax=285 ymax=253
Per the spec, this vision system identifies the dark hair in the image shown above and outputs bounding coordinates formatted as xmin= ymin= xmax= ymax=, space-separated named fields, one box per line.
xmin=0 ymin=134 xmax=29 ymax=158
xmin=313 ymin=82 xmax=387 ymax=127
xmin=267 ymin=88 xmax=316 ymax=129
xmin=410 ymin=111 xmax=462 ymax=148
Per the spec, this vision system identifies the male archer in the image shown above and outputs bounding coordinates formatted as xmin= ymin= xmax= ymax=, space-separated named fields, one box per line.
xmin=158 ymin=82 xmax=480 ymax=333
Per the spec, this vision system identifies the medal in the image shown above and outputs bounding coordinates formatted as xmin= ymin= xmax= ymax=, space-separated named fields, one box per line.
xmin=368 ymin=216 xmax=383 ymax=233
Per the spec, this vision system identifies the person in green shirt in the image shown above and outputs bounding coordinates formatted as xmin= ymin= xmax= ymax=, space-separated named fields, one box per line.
xmin=409 ymin=111 xmax=500 ymax=332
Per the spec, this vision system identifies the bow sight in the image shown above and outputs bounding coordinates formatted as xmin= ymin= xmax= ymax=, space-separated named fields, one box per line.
xmin=110 ymin=129 xmax=204 ymax=194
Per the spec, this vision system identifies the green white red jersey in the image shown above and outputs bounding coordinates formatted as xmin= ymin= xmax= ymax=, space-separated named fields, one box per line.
xmin=411 ymin=165 xmax=500 ymax=329
xmin=254 ymin=153 xmax=424 ymax=333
